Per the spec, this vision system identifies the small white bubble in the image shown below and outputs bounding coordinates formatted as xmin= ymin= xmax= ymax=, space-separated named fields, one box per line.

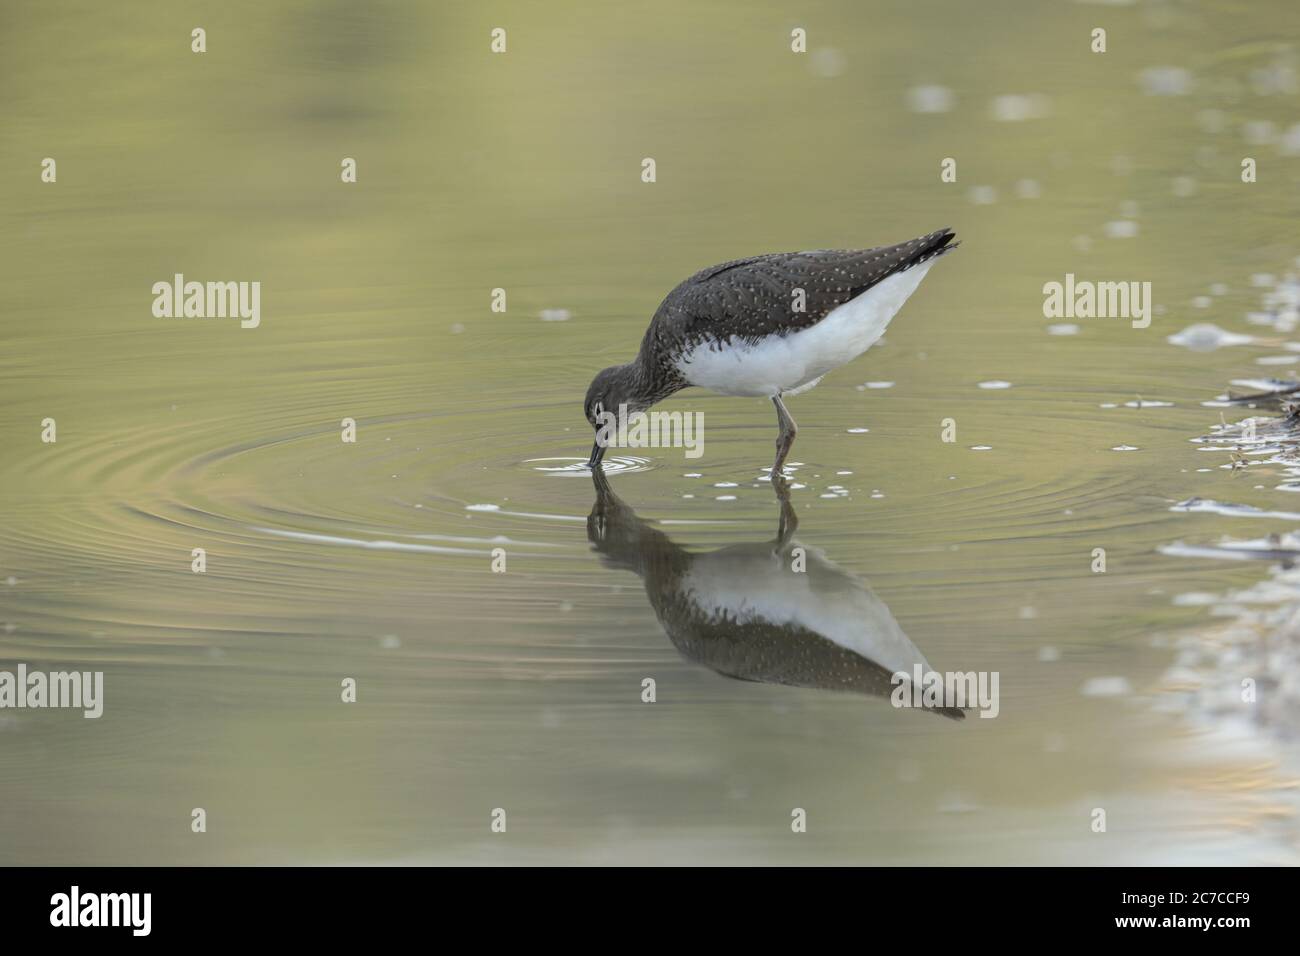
xmin=906 ymin=84 xmax=953 ymax=113
xmin=1140 ymin=66 xmax=1193 ymax=96
xmin=1015 ymin=178 xmax=1042 ymax=199
xmin=990 ymin=93 xmax=1051 ymax=122
xmin=1081 ymin=676 xmax=1133 ymax=697
xmin=1242 ymin=119 xmax=1278 ymax=145
xmin=810 ymin=47 xmax=846 ymax=78
xmin=1196 ymin=108 xmax=1226 ymax=133
xmin=1281 ymin=123 xmax=1300 ymax=156
xmin=1167 ymin=323 xmax=1254 ymax=351
xmin=937 ymin=792 xmax=980 ymax=814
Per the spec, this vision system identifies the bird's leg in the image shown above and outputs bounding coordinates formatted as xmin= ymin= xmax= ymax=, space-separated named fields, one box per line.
xmin=770 ymin=394 xmax=798 ymax=481
xmin=772 ymin=473 xmax=798 ymax=546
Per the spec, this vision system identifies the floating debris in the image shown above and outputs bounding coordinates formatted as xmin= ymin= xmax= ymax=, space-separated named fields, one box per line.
xmin=1171 ymin=497 xmax=1300 ymax=521
xmin=1160 ymin=533 xmax=1300 ymax=563
xmin=1166 ymin=323 xmax=1255 ymax=351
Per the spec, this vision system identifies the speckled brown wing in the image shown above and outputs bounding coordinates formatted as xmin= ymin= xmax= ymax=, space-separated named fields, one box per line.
xmin=637 ymin=227 xmax=958 ymax=368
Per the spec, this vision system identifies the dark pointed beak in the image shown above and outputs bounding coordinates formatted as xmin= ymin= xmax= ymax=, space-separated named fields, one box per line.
xmin=587 ymin=440 xmax=607 ymax=469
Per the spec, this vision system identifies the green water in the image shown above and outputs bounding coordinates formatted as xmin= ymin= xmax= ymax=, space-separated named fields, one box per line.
xmin=3 ymin=0 xmax=1300 ymax=864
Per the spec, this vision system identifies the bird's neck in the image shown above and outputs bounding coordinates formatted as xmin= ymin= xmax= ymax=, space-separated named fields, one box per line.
xmin=624 ymin=354 xmax=682 ymax=409
xmin=614 ymin=359 xmax=658 ymax=410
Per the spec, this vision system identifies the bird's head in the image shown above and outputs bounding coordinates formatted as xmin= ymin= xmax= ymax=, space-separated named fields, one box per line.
xmin=584 ymin=364 xmax=641 ymax=468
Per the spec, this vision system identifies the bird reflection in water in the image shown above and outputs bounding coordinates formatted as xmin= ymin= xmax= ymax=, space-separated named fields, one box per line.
xmin=587 ymin=471 xmax=964 ymax=719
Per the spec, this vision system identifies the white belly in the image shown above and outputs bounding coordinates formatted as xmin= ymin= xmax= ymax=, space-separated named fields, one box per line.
xmin=673 ymin=259 xmax=936 ymax=397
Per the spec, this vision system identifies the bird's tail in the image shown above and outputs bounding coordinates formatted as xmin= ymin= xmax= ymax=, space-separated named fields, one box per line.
xmin=903 ymin=226 xmax=959 ymax=271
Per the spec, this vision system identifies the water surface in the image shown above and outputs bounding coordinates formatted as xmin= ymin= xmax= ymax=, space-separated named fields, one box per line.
xmin=3 ymin=0 xmax=1300 ymax=864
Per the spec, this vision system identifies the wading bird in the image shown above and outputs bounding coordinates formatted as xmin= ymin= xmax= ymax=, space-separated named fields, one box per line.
xmin=584 ymin=227 xmax=959 ymax=477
